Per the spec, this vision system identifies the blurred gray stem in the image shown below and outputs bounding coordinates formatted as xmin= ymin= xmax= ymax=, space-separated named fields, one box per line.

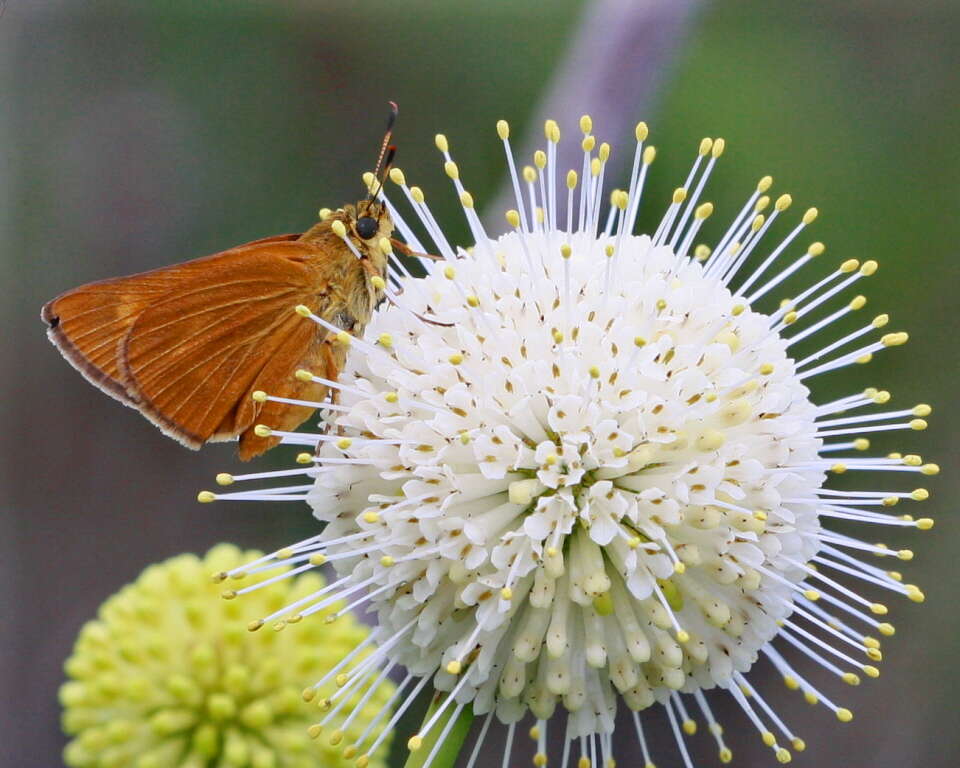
xmin=484 ymin=0 xmax=704 ymax=227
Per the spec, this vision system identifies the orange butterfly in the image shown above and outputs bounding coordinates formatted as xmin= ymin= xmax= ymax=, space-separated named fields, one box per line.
xmin=42 ymin=104 xmax=414 ymax=460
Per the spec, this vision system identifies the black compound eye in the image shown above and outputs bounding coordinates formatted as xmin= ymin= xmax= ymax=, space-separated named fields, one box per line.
xmin=355 ymin=216 xmax=378 ymax=240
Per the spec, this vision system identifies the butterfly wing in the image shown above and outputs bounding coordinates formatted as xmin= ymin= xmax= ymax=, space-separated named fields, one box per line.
xmin=41 ymin=233 xmax=303 ymax=408
xmin=117 ymin=241 xmax=333 ymax=452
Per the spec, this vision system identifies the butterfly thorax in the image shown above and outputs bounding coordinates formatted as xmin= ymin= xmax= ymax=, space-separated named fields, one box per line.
xmin=297 ymin=202 xmax=393 ymax=331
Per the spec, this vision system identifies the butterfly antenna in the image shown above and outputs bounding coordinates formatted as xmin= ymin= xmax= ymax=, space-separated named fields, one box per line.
xmin=371 ymin=101 xmax=398 ymax=182
xmin=365 ymin=102 xmax=398 ymax=213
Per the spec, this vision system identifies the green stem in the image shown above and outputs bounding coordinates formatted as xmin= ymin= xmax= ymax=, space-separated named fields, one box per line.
xmin=401 ymin=694 xmax=474 ymax=768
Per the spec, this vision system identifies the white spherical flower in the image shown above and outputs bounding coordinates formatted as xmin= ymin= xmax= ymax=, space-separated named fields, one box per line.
xmin=205 ymin=118 xmax=935 ymax=768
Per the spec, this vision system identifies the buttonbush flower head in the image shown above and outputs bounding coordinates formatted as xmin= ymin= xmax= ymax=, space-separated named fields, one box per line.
xmin=60 ymin=544 xmax=393 ymax=768
xmin=203 ymin=116 xmax=936 ymax=767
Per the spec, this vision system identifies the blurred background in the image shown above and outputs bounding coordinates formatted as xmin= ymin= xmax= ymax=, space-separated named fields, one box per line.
xmin=2 ymin=0 xmax=958 ymax=765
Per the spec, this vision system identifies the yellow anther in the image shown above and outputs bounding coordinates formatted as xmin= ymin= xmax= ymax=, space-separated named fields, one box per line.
xmin=840 ymin=259 xmax=860 ymax=273
xmin=561 ymin=244 xmax=572 ymax=259
xmin=448 ymin=353 xmax=464 ymax=365
xmin=466 ymin=295 xmax=480 ymax=308
xmin=674 ymin=562 xmax=686 ymax=574
xmin=694 ymin=244 xmax=711 ymax=261
xmin=582 ymin=135 xmax=596 ymax=152
xmin=295 ymin=369 xmax=313 ymax=382
xmin=869 ymin=602 xmax=888 ymax=615
xmin=783 ymin=311 xmax=798 ymax=325
xmin=906 ymin=585 xmax=925 ymax=603
xmin=846 ymin=295 xmax=866 ymax=310
xmin=590 ymin=157 xmax=601 ymax=177
xmin=695 ymin=202 xmax=714 ymax=219
xmin=566 ymin=170 xmax=578 ymax=189
xmin=720 ymin=747 xmax=733 ymax=763
xmin=808 ymin=241 xmax=825 ymax=256
xmin=334 ymin=331 xmax=351 ymax=346
xmin=863 ymin=665 xmax=880 ymax=678
xmin=552 ymin=330 xmax=564 ymax=343
xmin=294 ymin=304 xmax=311 ymax=317
xmin=913 ymin=403 xmax=932 ymax=417
xmin=523 ymin=166 xmax=537 ymax=183
xmin=296 ymin=452 xmax=312 ymax=465
xmin=220 ymin=589 xmax=236 ymax=600
xmin=635 ymin=121 xmax=649 ymax=142
xmin=379 ymin=556 xmax=394 ymax=567
xmin=309 ymin=553 xmax=327 ymax=566
xmin=731 ymin=304 xmax=745 ymax=315
xmin=534 ymin=150 xmax=547 ymax=169
xmin=251 ymin=390 xmax=268 ymax=404
xmin=897 ymin=549 xmax=913 ymax=561
xmin=755 ymin=195 xmax=770 ymax=212
xmin=598 ymin=142 xmax=610 ymax=161
xmin=578 ymin=114 xmax=594 ymax=134
xmin=642 ymin=145 xmax=656 ymax=165
xmin=545 ymin=119 xmax=560 ymax=143
xmin=759 ymin=363 xmax=774 ymax=375
xmin=699 ymin=137 xmax=713 ymax=156
xmin=841 ymin=672 xmax=861 ymax=686
xmin=877 ymin=623 xmax=895 ymax=636
xmin=197 ymin=491 xmax=216 ymax=503
xmin=672 ymin=187 xmax=687 ymax=204
xmin=776 ymin=747 xmax=792 ymax=763
xmin=683 ymin=719 xmax=697 ymax=735
xmin=802 ymin=207 xmax=818 ymax=224
xmin=634 ymin=336 xmax=647 ymax=347
xmin=803 ymin=589 xmax=820 ymax=601
xmin=336 ymin=438 xmax=352 ymax=450
xmin=318 ymin=207 xmax=332 ymax=220
xmin=444 ymin=161 xmax=459 ymax=180
xmin=496 ymin=120 xmax=509 ymax=140
xmin=859 ymin=259 xmax=878 ymax=275
xmin=331 ymin=220 xmax=347 ymax=238
xmin=712 ymin=137 xmax=726 ymax=157
xmin=757 ymin=175 xmax=773 ymax=192
xmin=916 ymin=518 xmax=935 ymax=531
xmin=411 ymin=186 xmax=425 ymax=204
xmin=881 ymin=332 xmax=909 ymax=347
xmin=676 ymin=630 xmax=690 ymax=643
xmin=775 ymin=194 xmax=793 ymax=211
xmin=362 ymin=171 xmax=375 ymax=188
xmin=407 ymin=735 xmax=423 ymax=752
xmin=853 ymin=438 xmax=870 ymax=451
xmin=389 ymin=167 xmax=406 ymax=186
xmin=384 ymin=392 xmax=399 ymax=403
xmin=460 ymin=191 xmax=474 ymax=209
xmin=791 ymin=739 xmax=805 ymax=752
xmin=500 ymin=587 xmax=513 ymax=601
xmin=435 ymin=134 xmax=449 ymax=153
xmin=751 ymin=214 xmax=765 ymax=232
xmin=604 ymin=244 xmax=615 ymax=258
xmin=762 ymin=731 xmax=776 ymax=747
xmin=831 ymin=463 xmax=847 ymax=474
xmin=911 ymin=487 xmax=930 ymax=500
xmin=836 ymin=709 xmax=853 ymax=723
xmin=253 ymin=424 xmax=271 ymax=438
xmin=443 ymin=265 xmax=456 ymax=280
xmin=363 ymin=511 xmax=380 ymax=524
xmin=215 ymin=473 xmax=234 ymax=487
xmin=909 ymin=417 xmax=928 ymax=431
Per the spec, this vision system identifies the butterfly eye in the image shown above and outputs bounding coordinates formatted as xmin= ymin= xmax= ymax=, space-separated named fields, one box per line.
xmin=355 ymin=216 xmax=378 ymax=240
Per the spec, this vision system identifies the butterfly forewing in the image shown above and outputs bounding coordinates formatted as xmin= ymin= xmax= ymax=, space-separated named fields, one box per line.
xmin=44 ymin=237 xmax=338 ymax=457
